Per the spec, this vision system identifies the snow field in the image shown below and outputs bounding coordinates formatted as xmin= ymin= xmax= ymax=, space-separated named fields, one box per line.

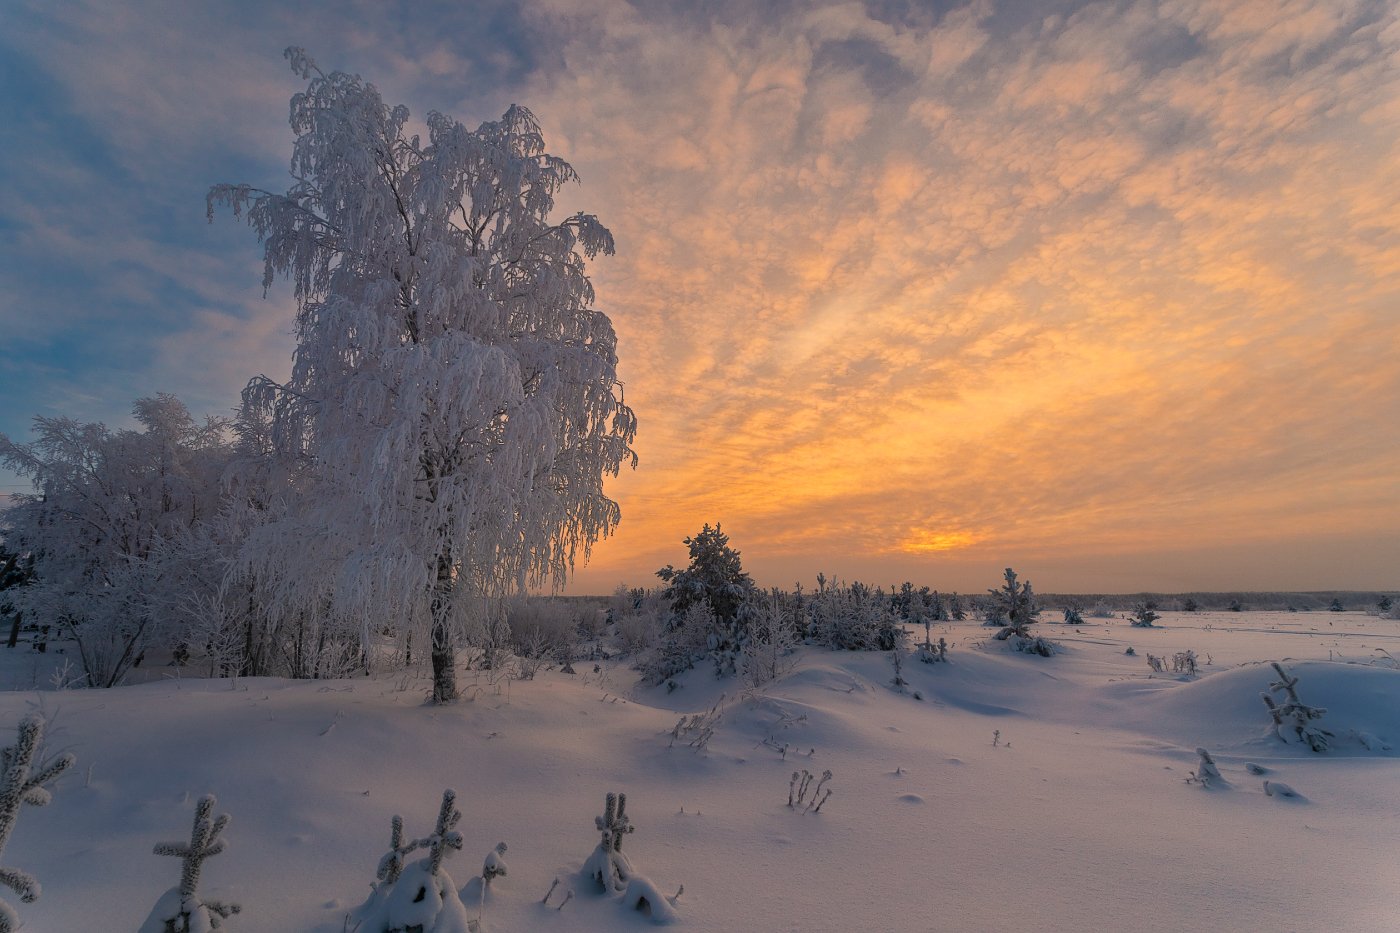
xmin=0 ymin=610 xmax=1397 ymax=931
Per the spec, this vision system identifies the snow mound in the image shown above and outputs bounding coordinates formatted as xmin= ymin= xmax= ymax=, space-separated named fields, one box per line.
xmin=1127 ymin=661 xmax=1400 ymax=754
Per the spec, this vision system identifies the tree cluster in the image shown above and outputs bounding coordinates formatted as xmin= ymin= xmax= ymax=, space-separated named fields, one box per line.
xmin=0 ymin=50 xmax=634 ymax=699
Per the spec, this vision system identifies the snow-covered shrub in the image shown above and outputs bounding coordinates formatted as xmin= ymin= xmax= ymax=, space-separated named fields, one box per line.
xmin=1181 ymin=597 xmax=1200 ymax=613
xmin=613 ymin=589 xmax=667 ymax=658
xmin=786 ymin=768 xmax=833 ymax=813
xmin=1062 ymin=605 xmax=1085 ymax=624
xmin=621 ymin=876 xmax=680 ymax=923
xmin=1261 ymin=662 xmax=1331 ymax=753
xmin=0 ymin=396 xmax=235 ymax=689
xmin=1145 ymin=653 xmax=1165 ymax=673
xmin=805 ymin=579 xmax=902 ymax=651
xmin=141 ymin=794 xmax=240 ymax=933
xmin=0 ymin=715 xmax=74 ymax=933
xmin=668 ymin=697 xmax=725 ymax=751
xmin=742 ymin=590 xmax=799 ymax=687
xmin=1130 ymin=601 xmax=1160 ymax=627
xmin=482 ymin=842 xmax=508 ymax=886
xmin=506 ymin=597 xmax=580 ymax=665
xmin=1173 ymin=650 xmax=1198 ymax=675
xmin=1188 ymin=747 xmax=1222 ymax=786
xmin=584 ymin=792 xmax=635 ymax=893
xmin=355 ymin=790 xmax=471 ymax=933
xmin=639 ymin=603 xmax=714 ymax=687
xmin=1088 ymin=601 xmax=1116 ymax=618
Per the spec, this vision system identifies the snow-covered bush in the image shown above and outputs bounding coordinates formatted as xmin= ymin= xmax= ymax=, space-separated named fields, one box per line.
xmin=1261 ymin=662 xmax=1331 ymax=752
xmin=621 ymin=876 xmax=680 ymax=923
xmin=1062 ymin=605 xmax=1084 ymax=624
xmin=583 ymin=792 xmax=635 ymax=893
xmin=141 ymin=794 xmax=240 ymax=933
xmin=1130 ymin=601 xmax=1160 ymax=627
xmin=786 ymin=768 xmax=833 ymax=813
xmin=0 ymin=715 xmax=74 ymax=933
xmin=805 ymin=579 xmax=902 ymax=651
xmin=613 ymin=588 xmax=667 ymax=658
xmin=639 ymin=603 xmax=714 ymax=687
xmin=1173 ymin=650 xmax=1198 ymax=675
xmin=355 ymin=790 xmax=471 ymax=933
xmin=742 ymin=590 xmax=800 ymax=687
xmin=481 ymin=842 xmax=508 ymax=886
xmin=0 ymin=396 xmax=233 ymax=688
xmin=506 ymin=597 xmax=580 ymax=664
xmin=1088 ymin=601 xmax=1116 ymax=618
xmin=1189 ymin=747 xmax=1222 ymax=786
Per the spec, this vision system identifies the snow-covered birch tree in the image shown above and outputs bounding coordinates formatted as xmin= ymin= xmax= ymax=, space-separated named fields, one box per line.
xmin=210 ymin=49 xmax=636 ymax=702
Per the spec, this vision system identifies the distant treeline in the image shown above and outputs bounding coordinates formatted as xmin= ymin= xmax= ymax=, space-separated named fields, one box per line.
xmin=562 ymin=591 xmax=1398 ymax=613
xmin=1030 ymin=591 xmax=1398 ymax=612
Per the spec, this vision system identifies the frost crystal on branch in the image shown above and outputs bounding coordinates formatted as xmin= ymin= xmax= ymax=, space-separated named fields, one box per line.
xmin=0 ymin=715 xmax=73 ymax=933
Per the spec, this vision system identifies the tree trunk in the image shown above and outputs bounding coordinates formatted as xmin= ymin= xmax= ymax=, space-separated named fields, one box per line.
xmin=6 ymin=611 xmax=21 ymax=649
xmin=430 ymin=551 xmax=457 ymax=703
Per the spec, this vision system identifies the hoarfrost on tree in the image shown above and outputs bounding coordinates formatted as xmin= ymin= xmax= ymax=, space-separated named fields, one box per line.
xmin=210 ymin=48 xmax=636 ymax=703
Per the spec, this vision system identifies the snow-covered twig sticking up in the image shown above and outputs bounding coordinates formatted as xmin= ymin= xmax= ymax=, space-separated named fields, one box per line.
xmin=584 ymin=792 xmax=635 ymax=892
xmin=145 ymin=794 xmax=240 ymax=932
xmin=807 ymin=770 xmax=833 ymax=813
xmin=1191 ymin=748 xmax=1222 ymax=786
xmin=1262 ymin=662 xmax=1331 ymax=753
xmin=375 ymin=815 xmax=418 ymax=887
xmin=0 ymin=715 xmax=74 ymax=933
xmin=422 ymin=790 xmax=464 ymax=877
xmin=482 ymin=842 xmax=508 ymax=885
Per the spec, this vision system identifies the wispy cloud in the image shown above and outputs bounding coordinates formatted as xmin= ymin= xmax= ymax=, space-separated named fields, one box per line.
xmin=1 ymin=0 xmax=1395 ymax=591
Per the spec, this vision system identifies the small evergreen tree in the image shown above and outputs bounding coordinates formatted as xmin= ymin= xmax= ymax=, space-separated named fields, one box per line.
xmin=354 ymin=790 xmax=471 ymax=932
xmin=1261 ymin=662 xmax=1331 ymax=753
xmin=989 ymin=568 xmax=1037 ymax=639
xmin=947 ymin=592 xmax=966 ymax=621
xmin=583 ymin=792 xmax=635 ymax=893
xmin=656 ymin=525 xmax=759 ymax=676
xmin=1129 ymin=601 xmax=1160 ymax=627
xmin=140 ymin=794 xmax=240 ymax=932
xmin=1328 ymin=598 xmax=1344 ymax=612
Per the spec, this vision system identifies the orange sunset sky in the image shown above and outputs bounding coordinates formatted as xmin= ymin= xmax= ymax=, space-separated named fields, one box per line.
xmin=1 ymin=1 xmax=1397 ymax=593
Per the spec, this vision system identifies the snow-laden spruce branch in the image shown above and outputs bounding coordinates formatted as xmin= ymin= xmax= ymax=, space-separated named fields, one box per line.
xmin=210 ymin=48 xmax=637 ymax=701
xmin=0 ymin=715 xmax=74 ymax=933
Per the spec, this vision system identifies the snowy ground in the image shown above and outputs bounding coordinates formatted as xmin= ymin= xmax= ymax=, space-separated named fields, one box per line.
xmin=1 ymin=610 xmax=1398 ymax=932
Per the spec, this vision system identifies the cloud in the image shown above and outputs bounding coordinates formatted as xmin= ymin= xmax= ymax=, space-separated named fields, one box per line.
xmin=2 ymin=0 xmax=1396 ymax=592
